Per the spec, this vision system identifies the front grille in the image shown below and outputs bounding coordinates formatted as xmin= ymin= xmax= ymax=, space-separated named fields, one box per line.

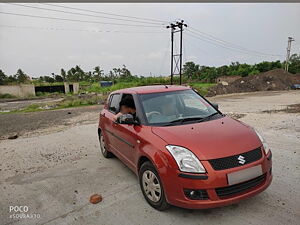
xmin=209 ymin=147 xmax=262 ymax=170
xmin=216 ymin=173 xmax=266 ymax=198
xmin=184 ymin=189 xmax=209 ymax=200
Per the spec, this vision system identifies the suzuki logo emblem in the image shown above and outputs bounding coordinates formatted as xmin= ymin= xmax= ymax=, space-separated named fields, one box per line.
xmin=237 ymin=155 xmax=246 ymax=164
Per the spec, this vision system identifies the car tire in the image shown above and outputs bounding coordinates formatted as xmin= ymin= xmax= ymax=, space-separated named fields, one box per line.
xmin=99 ymin=132 xmax=113 ymax=158
xmin=139 ymin=161 xmax=170 ymax=211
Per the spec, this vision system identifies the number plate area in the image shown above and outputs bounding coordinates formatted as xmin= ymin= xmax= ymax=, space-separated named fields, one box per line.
xmin=227 ymin=165 xmax=263 ymax=185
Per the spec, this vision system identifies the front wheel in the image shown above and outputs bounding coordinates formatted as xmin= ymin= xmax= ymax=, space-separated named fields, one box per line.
xmin=99 ymin=133 xmax=113 ymax=158
xmin=139 ymin=161 xmax=170 ymax=211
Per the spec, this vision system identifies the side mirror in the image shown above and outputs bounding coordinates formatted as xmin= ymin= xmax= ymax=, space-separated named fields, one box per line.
xmin=119 ymin=114 xmax=139 ymax=125
xmin=109 ymin=106 xmax=117 ymax=113
xmin=212 ymin=103 xmax=219 ymax=110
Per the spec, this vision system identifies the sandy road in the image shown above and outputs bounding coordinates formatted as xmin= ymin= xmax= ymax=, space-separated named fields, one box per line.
xmin=0 ymin=90 xmax=299 ymax=225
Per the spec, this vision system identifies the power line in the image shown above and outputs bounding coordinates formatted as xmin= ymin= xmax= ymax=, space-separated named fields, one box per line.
xmin=158 ymin=38 xmax=170 ymax=76
xmin=188 ymin=29 xmax=282 ymax=57
xmin=0 ymin=11 xmax=163 ymax=28
xmin=188 ymin=28 xmax=249 ymax=52
xmin=6 ymin=3 xmax=164 ymax=26
xmin=186 ymin=30 xmax=282 ymax=58
xmin=189 ymin=27 xmax=247 ymax=48
xmin=186 ymin=31 xmax=256 ymax=56
xmin=182 ymin=36 xmax=187 ymax=64
xmin=185 ymin=37 xmax=210 ymax=56
xmin=0 ymin=24 xmax=167 ymax=34
xmin=188 ymin=27 xmax=283 ymax=57
xmin=42 ymin=3 xmax=168 ymax=24
xmin=185 ymin=37 xmax=233 ymax=62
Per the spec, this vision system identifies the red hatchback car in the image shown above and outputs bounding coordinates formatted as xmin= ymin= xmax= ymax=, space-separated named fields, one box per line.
xmin=98 ymin=85 xmax=272 ymax=210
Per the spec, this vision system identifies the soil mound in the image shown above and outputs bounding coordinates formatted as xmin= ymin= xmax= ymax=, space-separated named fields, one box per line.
xmin=208 ymin=69 xmax=300 ymax=96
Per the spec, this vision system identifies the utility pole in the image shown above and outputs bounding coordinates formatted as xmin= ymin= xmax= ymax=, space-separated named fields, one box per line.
xmin=166 ymin=20 xmax=187 ymax=85
xmin=285 ymin=37 xmax=295 ymax=71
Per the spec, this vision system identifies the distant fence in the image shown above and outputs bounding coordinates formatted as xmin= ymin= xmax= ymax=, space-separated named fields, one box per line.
xmin=0 ymin=83 xmax=79 ymax=97
xmin=35 ymin=83 xmax=79 ymax=94
xmin=0 ymin=84 xmax=35 ymax=97
xmin=35 ymin=85 xmax=65 ymax=93
xmin=100 ymin=81 xmax=113 ymax=87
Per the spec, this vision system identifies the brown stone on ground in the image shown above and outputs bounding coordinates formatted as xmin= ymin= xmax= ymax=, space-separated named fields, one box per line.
xmin=89 ymin=194 xmax=102 ymax=204
xmin=8 ymin=134 xmax=18 ymax=139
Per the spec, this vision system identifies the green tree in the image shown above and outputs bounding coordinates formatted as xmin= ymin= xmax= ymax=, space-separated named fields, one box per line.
xmin=0 ymin=69 xmax=7 ymax=85
xmin=108 ymin=70 xmax=115 ymax=79
xmin=85 ymin=71 xmax=93 ymax=82
xmin=43 ymin=76 xmax=55 ymax=83
xmin=15 ymin=69 xmax=30 ymax=83
xmin=249 ymin=70 xmax=260 ymax=75
xmin=112 ymin=68 xmax=121 ymax=77
xmin=120 ymin=65 xmax=132 ymax=78
xmin=93 ymin=66 xmax=103 ymax=81
xmin=67 ymin=67 xmax=80 ymax=82
xmin=7 ymin=75 xmax=18 ymax=83
xmin=288 ymin=54 xmax=300 ymax=74
xmin=54 ymin=75 xmax=64 ymax=82
xmin=75 ymin=65 xmax=85 ymax=81
xmin=183 ymin=62 xmax=200 ymax=79
xmin=254 ymin=61 xmax=281 ymax=73
xmin=60 ymin=69 xmax=67 ymax=81
xmin=217 ymin=65 xmax=229 ymax=76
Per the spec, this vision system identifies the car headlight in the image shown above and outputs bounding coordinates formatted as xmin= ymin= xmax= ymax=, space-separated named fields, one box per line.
xmin=254 ymin=129 xmax=270 ymax=155
xmin=166 ymin=145 xmax=206 ymax=173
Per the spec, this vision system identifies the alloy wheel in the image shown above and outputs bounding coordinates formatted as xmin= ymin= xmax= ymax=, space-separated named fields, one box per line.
xmin=100 ymin=134 xmax=106 ymax=154
xmin=142 ymin=170 xmax=162 ymax=202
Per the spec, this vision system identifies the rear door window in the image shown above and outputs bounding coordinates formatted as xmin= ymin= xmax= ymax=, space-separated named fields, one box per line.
xmin=108 ymin=94 xmax=121 ymax=114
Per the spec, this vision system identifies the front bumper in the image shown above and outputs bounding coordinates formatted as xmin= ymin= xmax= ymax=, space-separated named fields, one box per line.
xmin=162 ymin=150 xmax=272 ymax=209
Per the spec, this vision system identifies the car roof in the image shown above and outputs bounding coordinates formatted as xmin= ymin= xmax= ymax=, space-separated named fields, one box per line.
xmin=111 ymin=85 xmax=191 ymax=95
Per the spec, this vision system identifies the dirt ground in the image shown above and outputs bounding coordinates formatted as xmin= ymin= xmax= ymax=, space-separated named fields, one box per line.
xmin=0 ymin=105 xmax=102 ymax=139
xmin=208 ymin=69 xmax=300 ymax=96
xmin=0 ymin=97 xmax=64 ymax=112
xmin=0 ymin=90 xmax=299 ymax=225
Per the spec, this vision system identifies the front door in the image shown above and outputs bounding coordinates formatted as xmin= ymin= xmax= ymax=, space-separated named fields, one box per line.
xmin=112 ymin=123 xmax=138 ymax=170
xmin=104 ymin=93 xmax=121 ymax=151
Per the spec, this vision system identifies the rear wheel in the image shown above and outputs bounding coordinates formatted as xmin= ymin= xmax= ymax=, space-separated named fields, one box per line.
xmin=99 ymin=132 xmax=113 ymax=158
xmin=139 ymin=161 xmax=170 ymax=211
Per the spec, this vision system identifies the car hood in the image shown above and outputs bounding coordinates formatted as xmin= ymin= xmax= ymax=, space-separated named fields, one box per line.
xmin=151 ymin=116 xmax=261 ymax=160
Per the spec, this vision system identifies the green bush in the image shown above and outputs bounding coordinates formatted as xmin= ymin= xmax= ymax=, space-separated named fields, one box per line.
xmin=0 ymin=93 xmax=16 ymax=99
xmin=189 ymin=83 xmax=216 ymax=96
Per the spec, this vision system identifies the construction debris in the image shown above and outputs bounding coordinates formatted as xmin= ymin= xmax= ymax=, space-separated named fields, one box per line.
xmin=208 ymin=69 xmax=300 ymax=96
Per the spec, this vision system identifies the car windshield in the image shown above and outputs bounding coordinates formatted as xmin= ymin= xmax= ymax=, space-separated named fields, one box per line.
xmin=139 ymin=89 xmax=220 ymax=126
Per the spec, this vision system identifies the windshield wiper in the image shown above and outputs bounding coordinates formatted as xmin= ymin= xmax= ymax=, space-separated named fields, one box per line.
xmin=164 ymin=113 xmax=220 ymax=126
xmin=165 ymin=117 xmax=204 ymax=126
xmin=201 ymin=112 xmax=220 ymax=121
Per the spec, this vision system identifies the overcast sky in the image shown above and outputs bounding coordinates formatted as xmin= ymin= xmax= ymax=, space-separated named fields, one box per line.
xmin=0 ymin=3 xmax=299 ymax=78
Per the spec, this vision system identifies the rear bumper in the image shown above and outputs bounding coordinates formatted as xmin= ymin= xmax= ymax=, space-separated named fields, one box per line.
xmin=162 ymin=150 xmax=272 ymax=209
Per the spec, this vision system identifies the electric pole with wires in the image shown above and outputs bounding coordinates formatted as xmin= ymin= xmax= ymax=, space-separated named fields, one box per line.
xmin=285 ymin=37 xmax=295 ymax=72
xmin=166 ymin=20 xmax=187 ymax=85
